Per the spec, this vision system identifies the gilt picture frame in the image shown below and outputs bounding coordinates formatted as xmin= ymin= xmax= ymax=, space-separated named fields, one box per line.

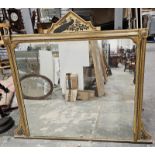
xmin=2 ymin=11 xmax=152 ymax=143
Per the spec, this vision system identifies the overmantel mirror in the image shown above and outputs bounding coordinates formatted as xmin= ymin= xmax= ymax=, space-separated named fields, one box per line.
xmin=2 ymin=11 xmax=152 ymax=143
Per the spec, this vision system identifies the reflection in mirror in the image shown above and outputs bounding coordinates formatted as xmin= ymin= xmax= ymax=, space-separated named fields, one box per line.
xmin=14 ymin=39 xmax=136 ymax=140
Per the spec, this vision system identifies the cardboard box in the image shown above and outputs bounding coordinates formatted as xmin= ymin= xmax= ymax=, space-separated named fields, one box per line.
xmin=86 ymin=90 xmax=95 ymax=98
xmin=77 ymin=90 xmax=89 ymax=101
xmin=77 ymin=90 xmax=95 ymax=101
xmin=66 ymin=74 xmax=78 ymax=89
xmin=65 ymin=89 xmax=78 ymax=102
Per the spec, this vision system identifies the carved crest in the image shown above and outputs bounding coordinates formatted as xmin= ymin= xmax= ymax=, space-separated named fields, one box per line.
xmin=0 ymin=23 xmax=10 ymax=45
xmin=47 ymin=11 xmax=100 ymax=33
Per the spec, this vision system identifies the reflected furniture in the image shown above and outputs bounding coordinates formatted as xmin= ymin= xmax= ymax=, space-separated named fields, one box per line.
xmin=109 ymin=53 xmax=120 ymax=67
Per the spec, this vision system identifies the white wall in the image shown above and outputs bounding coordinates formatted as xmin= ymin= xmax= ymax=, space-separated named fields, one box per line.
xmin=53 ymin=57 xmax=60 ymax=85
xmin=118 ymin=39 xmax=134 ymax=49
xmin=16 ymin=43 xmax=30 ymax=51
xmin=108 ymin=39 xmax=134 ymax=52
xmin=108 ymin=39 xmax=118 ymax=53
xmin=39 ymin=50 xmax=55 ymax=84
xmin=21 ymin=8 xmax=34 ymax=34
xmin=59 ymin=41 xmax=90 ymax=94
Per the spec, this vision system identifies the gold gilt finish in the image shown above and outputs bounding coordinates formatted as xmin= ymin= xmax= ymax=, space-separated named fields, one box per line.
xmin=47 ymin=11 xmax=100 ymax=33
xmin=2 ymin=28 xmax=151 ymax=143
xmin=0 ymin=23 xmax=10 ymax=45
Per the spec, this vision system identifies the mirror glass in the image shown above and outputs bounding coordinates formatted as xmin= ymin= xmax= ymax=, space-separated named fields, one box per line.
xmin=14 ymin=39 xmax=136 ymax=140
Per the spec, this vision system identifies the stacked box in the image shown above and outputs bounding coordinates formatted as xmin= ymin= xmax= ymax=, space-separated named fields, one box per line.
xmin=77 ymin=90 xmax=95 ymax=101
xmin=66 ymin=74 xmax=78 ymax=89
xmin=65 ymin=73 xmax=78 ymax=102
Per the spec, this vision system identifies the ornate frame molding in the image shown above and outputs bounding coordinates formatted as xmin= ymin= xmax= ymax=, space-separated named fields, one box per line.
xmin=47 ymin=11 xmax=100 ymax=33
xmin=2 ymin=12 xmax=151 ymax=143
